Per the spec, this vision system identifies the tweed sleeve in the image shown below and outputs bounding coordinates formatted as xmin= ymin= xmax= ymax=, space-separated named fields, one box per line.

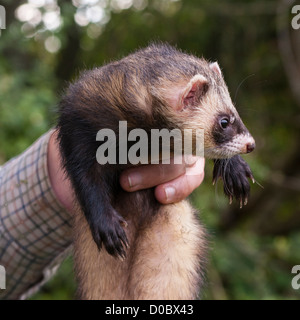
xmin=0 ymin=130 xmax=72 ymax=300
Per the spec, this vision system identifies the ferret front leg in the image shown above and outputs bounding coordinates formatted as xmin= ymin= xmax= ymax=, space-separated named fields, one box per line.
xmin=71 ymin=169 xmax=129 ymax=259
xmin=212 ymin=155 xmax=255 ymax=207
xmin=57 ymin=126 xmax=129 ymax=258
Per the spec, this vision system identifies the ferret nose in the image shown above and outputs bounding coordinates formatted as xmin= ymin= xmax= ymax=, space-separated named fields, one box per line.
xmin=246 ymin=141 xmax=255 ymax=153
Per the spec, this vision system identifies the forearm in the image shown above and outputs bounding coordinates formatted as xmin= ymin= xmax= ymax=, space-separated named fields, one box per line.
xmin=0 ymin=130 xmax=72 ymax=300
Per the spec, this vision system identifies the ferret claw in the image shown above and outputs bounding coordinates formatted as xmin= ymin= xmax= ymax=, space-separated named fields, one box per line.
xmin=89 ymin=207 xmax=129 ymax=258
xmin=244 ymin=198 xmax=248 ymax=206
xmin=239 ymin=199 xmax=243 ymax=209
xmin=120 ymin=220 xmax=128 ymax=228
xmin=117 ymin=252 xmax=126 ymax=262
xmin=229 ymin=196 xmax=233 ymax=205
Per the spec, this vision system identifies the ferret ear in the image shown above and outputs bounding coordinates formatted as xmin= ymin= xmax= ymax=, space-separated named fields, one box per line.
xmin=210 ymin=62 xmax=222 ymax=76
xmin=181 ymin=74 xmax=209 ymax=109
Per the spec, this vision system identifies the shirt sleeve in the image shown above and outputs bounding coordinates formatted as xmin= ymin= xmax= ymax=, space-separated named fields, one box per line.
xmin=0 ymin=130 xmax=73 ymax=300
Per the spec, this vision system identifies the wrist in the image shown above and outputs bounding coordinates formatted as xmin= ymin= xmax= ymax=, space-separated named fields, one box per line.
xmin=47 ymin=130 xmax=74 ymax=213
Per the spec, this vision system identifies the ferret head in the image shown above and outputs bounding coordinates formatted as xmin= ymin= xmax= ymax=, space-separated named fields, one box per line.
xmin=155 ymin=58 xmax=255 ymax=159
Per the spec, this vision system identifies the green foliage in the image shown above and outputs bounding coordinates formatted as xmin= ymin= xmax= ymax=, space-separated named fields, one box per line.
xmin=1 ymin=0 xmax=300 ymax=300
xmin=30 ymin=257 xmax=76 ymax=300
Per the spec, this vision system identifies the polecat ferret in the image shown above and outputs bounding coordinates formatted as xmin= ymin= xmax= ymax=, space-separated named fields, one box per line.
xmin=57 ymin=43 xmax=255 ymax=299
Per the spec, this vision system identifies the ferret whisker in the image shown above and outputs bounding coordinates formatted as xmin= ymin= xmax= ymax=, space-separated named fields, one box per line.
xmin=254 ymin=179 xmax=264 ymax=189
xmin=234 ymin=74 xmax=255 ymax=103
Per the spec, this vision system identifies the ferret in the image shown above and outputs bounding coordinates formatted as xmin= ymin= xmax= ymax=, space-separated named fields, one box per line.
xmin=56 ymin=43 xmax=255 ymax=300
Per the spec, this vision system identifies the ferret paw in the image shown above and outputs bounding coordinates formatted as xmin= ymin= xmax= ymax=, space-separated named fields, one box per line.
xmin=89 ymin=208 xmax=129 ymax=260
xmin=213 ymin=155 xmax=255 ymax=208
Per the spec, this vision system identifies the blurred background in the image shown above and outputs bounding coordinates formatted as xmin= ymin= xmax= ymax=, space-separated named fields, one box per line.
xmin=0 ymin=0 xmax=300 ymax=300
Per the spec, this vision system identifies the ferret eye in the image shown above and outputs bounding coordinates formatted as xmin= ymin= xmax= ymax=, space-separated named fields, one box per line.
xmin=220 ymin=118 xmax=230 ymax=129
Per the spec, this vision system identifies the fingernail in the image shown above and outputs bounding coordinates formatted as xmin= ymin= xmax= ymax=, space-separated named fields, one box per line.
xmin=128 ymin=175 xmax=133 ymax=188
xmin=184 ymin=155 xmax=197 ymax=167
xmin=127 ymin=172 xmax=142 ymax=188
xmin=165 ymin=186 xmax=176 ymax=202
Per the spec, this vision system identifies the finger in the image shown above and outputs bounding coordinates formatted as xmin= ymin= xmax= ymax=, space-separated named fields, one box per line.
xmin=120 ymin=156 xmax=196 ymax=192
xmin=154 ymin=157 xmax=205 ymax=204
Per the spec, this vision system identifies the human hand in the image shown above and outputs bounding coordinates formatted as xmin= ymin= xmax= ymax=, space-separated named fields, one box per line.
xmin=120 ymin=156 xmax=205 ymax=204
xmin=48 ymin=130 xmax=205 ymax=211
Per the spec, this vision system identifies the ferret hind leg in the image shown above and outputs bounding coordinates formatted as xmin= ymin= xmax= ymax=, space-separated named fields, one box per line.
xmin=125 ymin=200 xmax=208 ymax=300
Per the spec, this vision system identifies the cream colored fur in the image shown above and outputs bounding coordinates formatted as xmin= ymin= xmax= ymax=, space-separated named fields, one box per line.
xmin=73 ymin=198 xmax=207 ymax=300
